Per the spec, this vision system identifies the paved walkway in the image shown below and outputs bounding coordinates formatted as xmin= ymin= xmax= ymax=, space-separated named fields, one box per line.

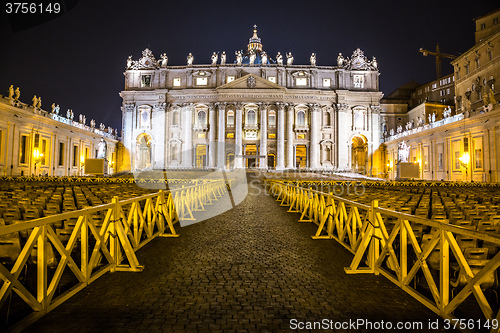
xmin=25 ymin=173 xmax=446 ymax=332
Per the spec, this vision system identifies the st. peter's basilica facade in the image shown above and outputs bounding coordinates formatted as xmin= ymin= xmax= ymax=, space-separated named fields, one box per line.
xmin=120 ymin=27 xmax=383 ymax=172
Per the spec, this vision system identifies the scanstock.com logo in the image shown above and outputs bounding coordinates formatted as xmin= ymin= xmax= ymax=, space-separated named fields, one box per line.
xmin=132 ymin=142 xmax=248 ymax=226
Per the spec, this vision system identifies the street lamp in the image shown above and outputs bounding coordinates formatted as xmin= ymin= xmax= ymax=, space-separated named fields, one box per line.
xmin=459 ymin=152 xmax=470 ymax=181
xmin=33 ymin=148 xmax=43 ymax=176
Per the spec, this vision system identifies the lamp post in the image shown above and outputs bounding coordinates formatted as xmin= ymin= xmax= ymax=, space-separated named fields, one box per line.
xmin=459 ymin=152 xmax=470 ymax=182
xmin=33 ymin=148 xmax=43 ymax=176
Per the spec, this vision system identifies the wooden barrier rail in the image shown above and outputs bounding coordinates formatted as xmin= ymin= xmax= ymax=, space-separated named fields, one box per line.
xmin=268 ymin=180 xmax=500 ymax=333
xmin=0 ymin=179 xmax=230 ymax=332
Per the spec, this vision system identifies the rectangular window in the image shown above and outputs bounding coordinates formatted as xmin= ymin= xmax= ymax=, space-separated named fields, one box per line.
xmin=268 ymin=113 xmax=276 ymax=126
xmin=141 ymin=75 xmax=152 ymax=87
xmin=454 ymin=151 xmax=461 ymax=170
xmin=19 ymin=135 xmax=28 ymax=164
xmin=438 ymin=153 xmax=443 ymax=170
xmin=432 ymin=83 xmax=437 ymax=89
xmin=296 ymin=78 xmax=307 ymax=86
xmin=423 ymin=146 xmax=429 ymax=171
xmin=197 ymin=133 xmax=206 ymax=138
xmin=353 ymin=75 xmax=364 ymax=88
xmin=73 ymin=145 xmax=78 ymax=167
xmin=173 ymin=78 xmax=181 ymax=86
xmin=59 ymin=142 xmax=65 ymax=166
xmin=41 ymin=139 xmax=47 ymax=166
xmin=268 ymin=133 xmax=276 ymax=139
xmin=226 ymin=76 xmax=235 ymax=83
xmin=226 ymin=133 xmax=234 ymax=139
xmin=196 ymin=77 xmax=208 ymax=86
xmin=475 ymin=149 xmax=483 ymax=169
xmin=322 ymin=78 xmax=331 ymax=87
xmin=268 ymin=76 xmax=276 ymax=83
xmin=297 ymin=134 xmax=305 ymax=139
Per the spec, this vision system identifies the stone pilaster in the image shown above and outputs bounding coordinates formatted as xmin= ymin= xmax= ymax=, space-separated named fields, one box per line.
xmin=260 ymin=103 xmax=268 ymax=169
xmin=208 ymin=103 xmax=216 ymax=168
xmin=182 ymin=103 xmax=193 ymax=167
xmin=286 ymin=104 xmax=295 ymax=169
xmin=276 ymin=103 xmax=285 ymax=170
xmin=310 ymin=103 xmax=320 ymax=169
xmin=216 ymin=102 xmax=226 ymax=169
xmin=235 ymin=102 xmax=243 ymax=168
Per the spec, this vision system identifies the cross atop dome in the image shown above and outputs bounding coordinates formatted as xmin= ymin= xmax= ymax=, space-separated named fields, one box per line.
xmin=248 ymin=25 xmax=262 ymax=52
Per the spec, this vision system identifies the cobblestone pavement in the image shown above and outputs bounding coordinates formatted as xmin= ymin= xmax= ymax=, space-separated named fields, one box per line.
xmin=25 ymin=173 xmax=448 ymax=332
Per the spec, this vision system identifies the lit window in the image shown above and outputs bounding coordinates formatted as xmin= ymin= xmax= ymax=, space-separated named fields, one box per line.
xmin=268 ymin=76 xmax=276 ymax=83
xmin=196 ymin=77 xmax=208 ymax=86
xmin=296 ymin=78 xmax=307 ymax=86
xmin=227 ymin=76 xmax=235 ymax=83
xmin=197 ymin=133 xmax=206 ymax=138
xmin=268 ymin=133 xmax=276 ymax=139
xmin=323 ymin=78 xmax=331 ymax=87
xmin=173 ymin=78 xmax=181 ymax=86
xmin=226 ymin=133 xmax=234 ymax=139
xmin=141 ymin=75 xmax=151 ymax=88
xmin=297 ymin=134 xmax=305 ymax=139
xmin=19 ymin=135 xmax=28 ymax=164
xmin=353 ymin=75 xmax=364 ymax=88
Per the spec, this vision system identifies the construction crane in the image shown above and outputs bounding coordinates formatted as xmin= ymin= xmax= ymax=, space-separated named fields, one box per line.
xmin=419 ymin=43 xmax=458 ymax=79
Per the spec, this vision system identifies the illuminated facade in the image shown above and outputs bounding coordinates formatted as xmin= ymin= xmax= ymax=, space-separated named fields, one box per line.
xmin=0 ymin=95 xmax=118 ymax=176
xmin=120 ymin=27 xmax=383 ymax=172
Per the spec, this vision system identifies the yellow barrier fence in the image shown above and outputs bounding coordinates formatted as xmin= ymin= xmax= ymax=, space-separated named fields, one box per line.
xmin=268 ymin=180 xmax=500 ymax=333
xmin=0 ymin=179 xmax=230 ymax=332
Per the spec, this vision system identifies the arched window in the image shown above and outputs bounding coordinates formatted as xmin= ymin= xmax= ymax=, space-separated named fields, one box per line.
xmin=227 ymin=110 xmax=234 ymax=126
xmin=297 ymin=111 xmax=305 ymax=126
xmin=198 ymin=110 xmax=207 ymax=125
xmin=172 ymin=111 xmax=180 ymax=126
xmin=247 ymin=110 xmax=256 ymax=124
xmin=268 ymin=110 xmax=276 ymax=126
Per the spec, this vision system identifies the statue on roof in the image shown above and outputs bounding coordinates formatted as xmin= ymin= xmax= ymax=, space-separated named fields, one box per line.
xmin=90 ymin=119 xmax=95 ymax=128
xmin=37 ymin=97 xmax=42 ymax=110
xmin=8 ymin=85 xmax=14 ymax=104
xmin=249 ymin=49 xmax=256 ymax=65
xmin=490 ymin=88 xmax=497 ymax=105
xmin=310 ymin=53 xmax=316 ymax=66
xmin=14 ymin=87 xmax=20 ymax=103
xmin=286 ymin=52 xmax=294 ymax=66
xmin=261 ymin=51 xmax=268 ymax=65
xmin=221 ymin=51 xmax=226 ymax=65
xmin=276 ymin=52 xmax=283 ymax=66
xmin=51 ymin=103 xmax=56 ymax=113
xmin=187 ymin=53 xmax=194 ymax=66
xmin=372 ymin=56 xmax=378 ymax=69
xmin=32 ymin=95 xmax=38 ymax=108
xmin=236 ymin=51 xmax=243 ymax=65
xmin=97 ymin=138 xmax=107 ymax=159
xmin=160 ymin=53 xmax=168 ymax=67
xmin=337 ymin=53 xmax=344 ymax=67
xmin=211 ymin=52 xmax=218 ymax=66
xmin=127 ymin=56 xmax=132 ymax=69
xmin=54 ymin=104 xmax=60 ymax=115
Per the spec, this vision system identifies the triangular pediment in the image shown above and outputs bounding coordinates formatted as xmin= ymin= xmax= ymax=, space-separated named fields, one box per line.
xmin=217 ymin=74 xmax=285 ymax=90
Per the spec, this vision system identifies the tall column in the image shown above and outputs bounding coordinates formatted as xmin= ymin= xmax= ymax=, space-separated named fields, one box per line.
xmin=235 ymin=102 xmax=244 ymax=168
xmin=276 ymin=103 xmax=285 ymax=170
xmin=217 ymin=102 xmax=226 ymax=169
xmin=260 ymin=103 xmax=268 ymax=169
xmin=286 ymin=104 xmax=295 ymax=169
xmin=182 ymin=103 xmax=193 ymax=167
xmin=208 ymin=103 xmax=216 ymax=168
xmin=310 ymin=103 xmax=320 ymax=169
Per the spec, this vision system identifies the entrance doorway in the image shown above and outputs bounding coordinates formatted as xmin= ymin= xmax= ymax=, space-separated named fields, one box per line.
xmin=196 ymin=145 xmax=207 ymax=168
xmin=245 ymin=144 xmax=257 ymax=168
xmin=267 ymin=154 xmax=275 ymax=169
xmin=295 ymin=145 xmax=307 ymax=168
xmin=351 ymin=135 xmax=368 ymax=174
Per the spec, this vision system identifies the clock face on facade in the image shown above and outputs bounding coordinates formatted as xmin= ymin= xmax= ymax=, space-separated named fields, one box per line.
xmin=353 ymin=59 xmax=363 ymax=69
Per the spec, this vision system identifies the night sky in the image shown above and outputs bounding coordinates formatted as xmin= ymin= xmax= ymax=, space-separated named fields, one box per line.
xmin=0 ymin=0 xmax=498 ymax=134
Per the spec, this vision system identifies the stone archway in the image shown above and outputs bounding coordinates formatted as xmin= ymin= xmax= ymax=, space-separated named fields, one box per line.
xmin=136 ymin=133 xmax=153 ymax=170
xmin=351 ymin=135 xmax=367 ymax=174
